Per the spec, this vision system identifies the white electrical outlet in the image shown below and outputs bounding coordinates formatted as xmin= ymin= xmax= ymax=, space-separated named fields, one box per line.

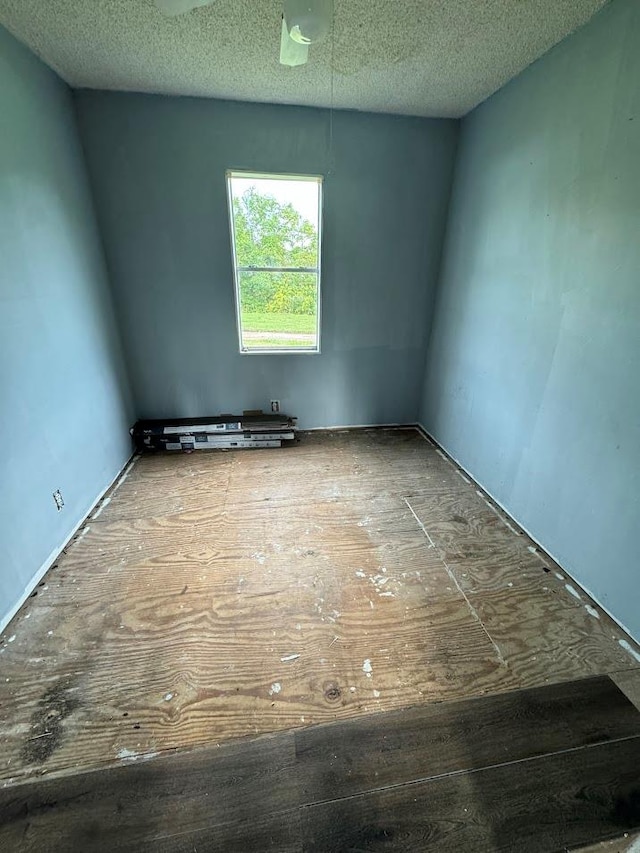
xmin=53 ymin=490 xmax=65 ymax=511
xmin=270 ymin=400 xmax=280 ymax=413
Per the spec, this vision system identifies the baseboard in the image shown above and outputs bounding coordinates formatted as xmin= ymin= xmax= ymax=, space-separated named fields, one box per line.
xmin=415 ymin=423 xmax=640 ymax=651
xmin=0 ymin=454 xmax=138 ymax=636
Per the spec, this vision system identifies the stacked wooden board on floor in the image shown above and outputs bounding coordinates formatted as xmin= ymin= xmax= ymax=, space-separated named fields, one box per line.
xmin=1 ymin=676 xmax=639 ymax=851
xmin=131 ymin=411 xmax=297 ymax=452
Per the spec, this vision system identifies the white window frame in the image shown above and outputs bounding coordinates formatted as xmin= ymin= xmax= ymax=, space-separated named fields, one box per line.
xmin=226 ymin=170 xmax=323 ymax=355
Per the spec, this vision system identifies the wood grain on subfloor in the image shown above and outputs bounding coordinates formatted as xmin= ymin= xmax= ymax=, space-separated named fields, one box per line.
xmin=1 ymin=676 xmax=639 ymax=852
xmin=0 ymin=430 xmax=639 ymax=786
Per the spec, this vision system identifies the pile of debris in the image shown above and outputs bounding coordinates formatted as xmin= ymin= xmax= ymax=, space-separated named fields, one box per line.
xmin=131 ymin=411 xmax=297 ymax=452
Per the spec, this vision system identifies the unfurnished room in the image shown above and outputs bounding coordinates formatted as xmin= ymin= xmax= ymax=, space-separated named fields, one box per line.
xmin=0 ymin=0 xmax=639 ymax=850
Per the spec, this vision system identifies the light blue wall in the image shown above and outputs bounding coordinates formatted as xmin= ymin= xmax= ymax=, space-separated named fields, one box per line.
xmin=74 ymin=92 xmax=458 ymax=428
xmin=0 ymin=27 xmax=133 ymax=627
xmin=420 ymin=0 xmax=640 ymax=639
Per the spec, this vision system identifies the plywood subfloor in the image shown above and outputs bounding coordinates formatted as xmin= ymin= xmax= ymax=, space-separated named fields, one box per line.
xmin=1 ymin=429 xmax=639 ymax=787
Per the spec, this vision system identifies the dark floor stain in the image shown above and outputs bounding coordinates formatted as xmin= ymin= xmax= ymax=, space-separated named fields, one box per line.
xmin=451 ymin=514 xmax=467 ymax=525
xmin=21 ymin=681 xmax=81 ymax=764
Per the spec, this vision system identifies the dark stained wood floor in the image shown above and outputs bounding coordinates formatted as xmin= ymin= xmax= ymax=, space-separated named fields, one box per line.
xmin=1 ymin=429 xmax=639 ymax=798
xmin=1 ymin=676 xmax=639 ymax=851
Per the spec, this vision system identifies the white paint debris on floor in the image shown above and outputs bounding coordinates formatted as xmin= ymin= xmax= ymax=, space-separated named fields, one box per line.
xmin=618 ymin=639 xmax=640 ymax=664
xmin=269 ymin=682 xmax=282 ymax=695
xmin=163 ymin=693 xmax=173 ymax=701
xmin=117 ymin=748 xmax=138 ymax=761
xmin=112 ymin=456 xmax=138 ymax=495
xmin=565 ymin=584 xmax=582 ymax=601
xmin=585 ymin=604 xmax=600 ymax=619
xmin=280 ymin=654 xmax=300 ymax=663
xmin=475 ymin=490 xmax=521 ymax=535
xmin=91 ymin=496 xmax=111 ymax=520
xmin=362 ymin=659 xmax=373 ymax=678
xmin=368 ymin=572 xmax=396 ymax=598
xmin=75 ymin=525 xmax=91 ymax=542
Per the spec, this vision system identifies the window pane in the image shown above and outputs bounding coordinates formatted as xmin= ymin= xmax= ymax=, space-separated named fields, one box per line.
xmin=238 ymin=271 xmax=318 ymax=351
xmin=230 ymin=177 xmax=319 ymax=269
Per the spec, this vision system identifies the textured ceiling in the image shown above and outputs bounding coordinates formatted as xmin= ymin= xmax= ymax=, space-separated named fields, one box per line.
xmin=0 ymin=0 xmax=608 ymax=118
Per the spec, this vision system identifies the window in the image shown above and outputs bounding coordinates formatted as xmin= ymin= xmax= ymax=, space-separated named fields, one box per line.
xmin=227 ymin=171 xmax=322 ymax=353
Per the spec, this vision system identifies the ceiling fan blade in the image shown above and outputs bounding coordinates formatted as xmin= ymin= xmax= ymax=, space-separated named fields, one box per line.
xmin=155 ymin=0 xmax=215 ymax=17
xmin=279 ymin=17 xmax=309 ymax=66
